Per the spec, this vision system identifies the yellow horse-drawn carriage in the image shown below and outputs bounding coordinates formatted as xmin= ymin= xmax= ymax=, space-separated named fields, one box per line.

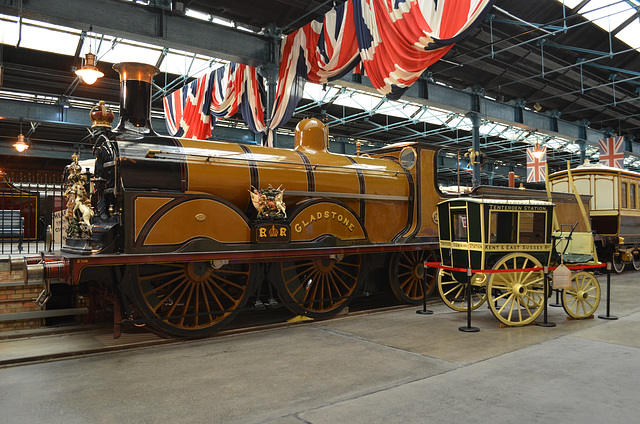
xmin=436 ymin=195 xmax=602 ymax=326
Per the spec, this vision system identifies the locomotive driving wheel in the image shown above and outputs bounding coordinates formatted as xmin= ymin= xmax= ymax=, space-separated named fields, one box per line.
xmin=561 ymin=271 xmax=601 ymax=319
xmin=487 ymin=253 xmax=545 ymax=326
xmin=275 ymin=254 xmax=362 ymax=319
xmin=131 ymin=261 xmax=255 ymax=337
xmin=389 ymin=250 xmax=437 ymax=305
xmin=437 ymin=268 xmax=486 ymax=312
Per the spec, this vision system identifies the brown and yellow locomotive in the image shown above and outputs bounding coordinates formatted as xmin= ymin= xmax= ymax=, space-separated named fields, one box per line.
xmin=9 ymin=63 xmax=444 ymax=337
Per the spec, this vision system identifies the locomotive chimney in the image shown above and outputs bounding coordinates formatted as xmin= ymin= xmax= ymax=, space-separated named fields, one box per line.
xmin=112 ymin=62 xmax=159 ymax=136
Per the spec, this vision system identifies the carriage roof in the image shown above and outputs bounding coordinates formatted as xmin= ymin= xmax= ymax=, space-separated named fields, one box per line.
xmin=438 ymin=197 xmax=553 ymax=207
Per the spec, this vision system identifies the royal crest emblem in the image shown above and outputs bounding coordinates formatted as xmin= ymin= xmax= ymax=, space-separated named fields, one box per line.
xmin=249 ymin=185 xmax=286 ymax=220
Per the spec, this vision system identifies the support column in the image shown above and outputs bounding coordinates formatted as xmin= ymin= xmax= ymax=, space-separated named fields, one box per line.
xmin=466 ymin=112 xmax=482 ymax=188
xmin=258 ymin=23 xmax=281 ymax=147
xmin=258 ymin=63 xmax=279 ymax=146
xmin=576 ymin=139 xmax=586 ymax=165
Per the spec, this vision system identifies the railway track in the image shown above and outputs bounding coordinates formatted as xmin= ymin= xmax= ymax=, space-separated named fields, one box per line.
xmin=0 ymin=293 xmax=434 ymax=368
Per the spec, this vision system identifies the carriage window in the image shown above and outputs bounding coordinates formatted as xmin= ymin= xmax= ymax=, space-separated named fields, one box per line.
xmin=631 ymin=184 xmax=636 ymax=209
xmin=451 ymin=211 xmax=468 ymax=242
xmin=519 ymin=212 xmax=546 ymax=244
xmin=621 ymin=182 xmax=627 ymax=209
xmin=489 ymin=211 xmax=517 ymax=243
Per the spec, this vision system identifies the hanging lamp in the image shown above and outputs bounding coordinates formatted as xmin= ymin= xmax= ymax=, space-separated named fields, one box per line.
xmin=13 ymin=120 xmax=29 ymax=152
xmin=75 ymin=52 xmax=104 ymax=85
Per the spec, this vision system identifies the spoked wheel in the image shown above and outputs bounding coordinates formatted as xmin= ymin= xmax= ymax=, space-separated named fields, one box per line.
xmin=275 ymin=255 xmax=362 ymax=319
xmin=487 ymin=253 xmax=545 ymax=326
xmin=131 ymin=261 xmax=255 ymax=337
xmin=561 ymin=271 xmax=601 ymax=319
xmin=632 ymin=251 xmax=640 ymax=271
xmin=437 ymin=268 xmax=486 ymax=312
xmin=612 ymin=251 xmax=625 ymax=273
xmin=389 ymin=250 xmax=437 ymax=305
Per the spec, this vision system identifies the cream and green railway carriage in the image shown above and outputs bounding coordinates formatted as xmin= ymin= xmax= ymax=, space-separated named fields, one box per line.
xmin=436 ymin=196 xmax=601 ymax=326
xmin=549 ymin=164 xmax=640 ymax=273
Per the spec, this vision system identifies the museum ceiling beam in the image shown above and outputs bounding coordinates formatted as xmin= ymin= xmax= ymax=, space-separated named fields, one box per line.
xmin=0 ymin=0 xmax=271 ymax=66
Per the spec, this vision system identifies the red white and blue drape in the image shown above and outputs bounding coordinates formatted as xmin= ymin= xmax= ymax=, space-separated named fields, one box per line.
xmin=164 ymin=0 xmax=495 ymax=145
xmin=526 ymin=146 xmax=547 ymax=183
xmin=163 ymin=63 xmax=265 ymax=140
xmin=598 ymin=136 xmax=625 ymax=169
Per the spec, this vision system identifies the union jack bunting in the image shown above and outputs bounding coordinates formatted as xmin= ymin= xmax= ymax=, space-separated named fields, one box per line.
xmin=271 ymin=0 xmax=496 ymax=135
xmin=163 ymin=63 xmax=265 ymax=142
xmin=526 ymin=146 xmax=547 ymax=183
xmin=162 ymin=84 xmax=187 ymax=137
xmin=165 ymin=0 xmax=495 ymax=145
xmin=598 ymin=136 xmax=625 ymax=169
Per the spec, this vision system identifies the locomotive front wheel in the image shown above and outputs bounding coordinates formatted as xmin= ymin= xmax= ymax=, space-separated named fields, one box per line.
xmin=487 ymin=253 xmax=545 ymax=326
xmin=612 ymin=252 xmax=625 ymax=273
xmin=561 ymin=271 xmax=601 ymax=319
xmin=437 ymin=269 xmax=486 ymax=312
xmin=275 ymin=255 xmax=362 ymax=319
xmin=131 ymin=261 xmax=255 ymax=337
xmin=389 ymin=250 xmax=437 ymax=305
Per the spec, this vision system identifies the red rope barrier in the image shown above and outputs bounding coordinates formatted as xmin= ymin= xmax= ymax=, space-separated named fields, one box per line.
xmin=424 ymin=261 xmax=605 ymax=274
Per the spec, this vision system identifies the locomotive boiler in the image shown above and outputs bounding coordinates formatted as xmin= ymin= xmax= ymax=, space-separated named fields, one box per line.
xmin=9 ymin=62 xmax=443 ymax=337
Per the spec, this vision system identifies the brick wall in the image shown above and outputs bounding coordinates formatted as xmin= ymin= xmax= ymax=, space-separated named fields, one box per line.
xmin=0 ymin=270 xmax=43 ymax=331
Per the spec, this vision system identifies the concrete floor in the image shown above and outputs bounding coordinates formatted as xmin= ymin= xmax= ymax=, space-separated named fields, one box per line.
xmin=0 ymin=271 xmax=638 ymax=424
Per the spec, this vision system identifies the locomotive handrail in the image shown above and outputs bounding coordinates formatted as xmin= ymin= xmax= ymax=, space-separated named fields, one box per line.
xmin=144 ymin=148 xmax=412 ymax=176
xmin=424 ymin=261 xmax=606 ymax=273
xmin=286 ymin=190 xmax=411 ymax=202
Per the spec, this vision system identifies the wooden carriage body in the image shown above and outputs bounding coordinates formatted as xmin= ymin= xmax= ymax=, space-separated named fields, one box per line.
xmin=437 ymin=197 xmax=555 ymax=275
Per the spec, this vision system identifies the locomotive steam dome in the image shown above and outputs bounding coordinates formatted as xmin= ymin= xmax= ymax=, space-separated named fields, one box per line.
xmin=294 ymin=118 xmax=329 ymax=154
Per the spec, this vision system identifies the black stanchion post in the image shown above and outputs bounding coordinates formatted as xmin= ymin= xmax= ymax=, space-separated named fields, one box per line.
xmin=549 ymin=277 xmax=561 ymax=307
xmin=459 ymin=268 xmax=479 ymax=332
xmin=416 ymin=263 xmax=434 ymax=315
xmin=537 ymin=266 xmax=556 ymax=327
xmin=598 ymin=262 xmax=618 ymax=320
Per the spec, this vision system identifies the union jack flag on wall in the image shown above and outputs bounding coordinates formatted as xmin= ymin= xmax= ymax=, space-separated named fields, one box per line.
xmin=598 ymin=136 xmax=625 ymax=169
xmin=526 ymin=146 xmax=547 ymax=183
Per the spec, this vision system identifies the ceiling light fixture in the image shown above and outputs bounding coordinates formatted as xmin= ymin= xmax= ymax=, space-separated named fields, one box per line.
xmin=75 ymin=52 xmax=104 ymax=85
xmin=13 ymin=120 xmax=29 ymax=152
xmin=532 ymin=142 xmax=545 ymax=160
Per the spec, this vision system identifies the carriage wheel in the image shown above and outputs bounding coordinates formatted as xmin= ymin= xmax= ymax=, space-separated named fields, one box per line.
xmin=487 ymin=253 xmax=545 ymax=326
xmin=612 ymin=251 xmax=625 ymax=273
xmin=131 ymin=261 xmax=255 ymax=337
xmin=389 ymin=250 xmax=437 ymax=305
xmin=561 ymin=271 xmax=601 ymax=319
xmin=437 ymin=268 xmax=486 ymax=312
xmin=632 ymin=251 xmax=640 ymax=271
xmin=275 ymin=255 xmax=362 ymax=319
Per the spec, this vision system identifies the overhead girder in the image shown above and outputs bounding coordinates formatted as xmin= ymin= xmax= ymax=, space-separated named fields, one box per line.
xmin=0 ymin=0 xmax=271 ymax=67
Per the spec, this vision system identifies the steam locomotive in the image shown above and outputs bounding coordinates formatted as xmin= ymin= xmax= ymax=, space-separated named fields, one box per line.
xmin=8 ymin=63 xmax=444 ymax=337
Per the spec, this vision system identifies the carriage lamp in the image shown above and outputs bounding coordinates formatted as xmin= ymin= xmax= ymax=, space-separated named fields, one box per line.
xmin=75 ymin=52 xmax=104 ymax=85
xmin=532 ymin=142 xmax=545 ymax=160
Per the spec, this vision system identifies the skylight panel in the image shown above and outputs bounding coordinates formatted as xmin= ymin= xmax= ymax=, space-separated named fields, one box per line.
xmin=616 ymin=20 xmax=640 ymax=51
xmin=578 ymin=0 xmax=637 ymax=32
xmin=161 ymin=51 xmax=221 ymax=78
xmin=98 ymin=39 xmax=162 ymax=66
xmin=0 ymin=15 xmax=19 ymax=45
xmin=556 ymin=0 xmax=585 ymax=9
